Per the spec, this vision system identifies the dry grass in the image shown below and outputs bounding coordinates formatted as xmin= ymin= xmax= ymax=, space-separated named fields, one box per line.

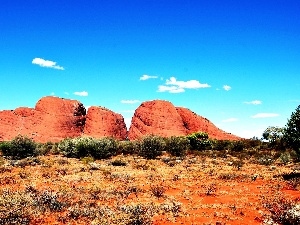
xmin=0 ymin=152 xmax=299 ymax=224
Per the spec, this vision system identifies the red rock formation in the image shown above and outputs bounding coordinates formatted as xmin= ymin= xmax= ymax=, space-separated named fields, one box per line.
xmin=128 ymin=100 xmax=240 ymax=140
xmin=0 ymin=97 xmax=239 ymax=143
xmin=0 ymin=96 xmax=86 ymax=143
xmin=83 ymin=106 xmax=127 ymax=140
xmin=128 ymin=100 xmax=187 ymax=140
xmin=176 ymin=107 xmax=240 ymax=140
xmin=34 ymin=96 xmax=86 ymax=142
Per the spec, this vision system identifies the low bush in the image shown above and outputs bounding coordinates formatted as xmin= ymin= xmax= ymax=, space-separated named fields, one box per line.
xmin=0 ymin=135 xmax=37 ymax=159
xmin=186 ymin=132 xmax=211 ymax=150
xmin=90 ymin=137 xmax=118 ymax=159
xmin=138 ymin=135 xmax=165 ymax=159
xmin=230 ymin=140 xmax=245 ymax=152
xmin=211 ymin=139 xmax=232 ymax=150
xmin=165 ymin=136 xmax=189 ymax=157
xmin=118 ymin=140 xmax=140 ymax=155
xmin=58 ymin=136 xmax=118 ymax=159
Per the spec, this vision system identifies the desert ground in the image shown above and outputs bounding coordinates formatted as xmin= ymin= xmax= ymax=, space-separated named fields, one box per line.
xmin=1 ymin=149 xmax=299 ymax=225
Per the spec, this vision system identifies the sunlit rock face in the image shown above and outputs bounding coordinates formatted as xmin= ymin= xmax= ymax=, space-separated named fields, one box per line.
xmin=83 ymin=106 xmax=127 ymax=140
xmin=128 ymin=100 xmax=240 ymax=141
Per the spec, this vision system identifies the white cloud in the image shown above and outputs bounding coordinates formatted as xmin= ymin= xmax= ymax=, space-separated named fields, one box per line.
xmin=244 ymin=100 xmax=262 ymax=105
xmin=251 ymin=113 xmax=279 ymax=118
xmin=223 ymin=85 xmax=231 ymax=91
xmin=64 ymin=92 xmax=70 ymax=95
xmin=73 ymin=91 xmax=88 ymax=97
xmin=222 ymin=118 xmax=239 ymax=122
xmin=157 ymin=85 xmax=185 ymax=93
xmin=140 ymin=75 xmax=158 ymax=80
xmin=32 ymin=57 xmax=64 ymax=70
xmin=166 ymin=77 xmax=211 ymax=89
xmin=50 ymin=92 xmax=55 ymax=96
xmin=158 ymin=77 xmax=210 ymax=93
xmin=121 ymin=100 xmax=140 ymax=104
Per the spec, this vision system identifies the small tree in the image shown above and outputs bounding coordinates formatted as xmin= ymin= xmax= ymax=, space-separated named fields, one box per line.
xmin=262 ymin=126 xmax=285 ymax=149
xmin=284 ymin=105 xmax=300 ymax=157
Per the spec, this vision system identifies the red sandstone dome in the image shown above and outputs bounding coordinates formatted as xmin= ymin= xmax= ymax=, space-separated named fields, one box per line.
xmin=128 ymin=100 xmax=239 ymax=140
xmin=0 ymin=96 xmax=127 ymax=142
xmin=83 ymin=106 xmax=127 ymax=140
xmin=0 ymin=97 xmax=240 ymax=142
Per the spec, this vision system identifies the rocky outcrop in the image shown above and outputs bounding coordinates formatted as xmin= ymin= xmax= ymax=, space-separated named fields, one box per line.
xmin=83 ymin=106 xmax=127 ymax=140
xmin=127 ymin=100 xmax=187 ymax=140
xmin=0 ymin=97 xmax=239 ymax=143
xmin=128 ymin=100 xmax=239 ymax=140
xmin=176 ymin=107 xmax=240 ymax=140
xmin=0 ymin=96 xmax=127 ymax=143
xmin=0 ymin=96 xmax=86 ymax=143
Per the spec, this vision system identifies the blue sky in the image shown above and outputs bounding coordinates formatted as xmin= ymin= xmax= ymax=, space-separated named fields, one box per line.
xmin=1 ymin=0 xmax=300 ymax=138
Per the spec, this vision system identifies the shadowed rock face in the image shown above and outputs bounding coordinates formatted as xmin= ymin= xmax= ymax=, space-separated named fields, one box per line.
xmin=128 ymin=100 xmax=240 ymax=140
xmin=83 ymin=106 xmax=127 ymax=140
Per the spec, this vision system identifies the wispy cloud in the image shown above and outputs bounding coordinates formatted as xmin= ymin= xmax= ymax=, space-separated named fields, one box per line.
xmin=140 ymin=75 xmax=158 ymax=80
xmin=73 ymin=91 xmax=88 ymax=97
xmin=121 ymin=100 xmax=140 ymax=104
xmin=244 ymin=100 xmax=262 ymax=105
xmin=223 ymin=85 xmax=231 ymax=91
xmin=222 ymin=118 xmax=238 ymax=122
xmin=251 ymin=113 xmax=279 ymax=118
xmin=32 ymin=57 xmax=64 ymax=70
xmin=158 ymin=77 xmax=211 ymax=93
xmin=157 ymin=85 xmax=185 ymax=93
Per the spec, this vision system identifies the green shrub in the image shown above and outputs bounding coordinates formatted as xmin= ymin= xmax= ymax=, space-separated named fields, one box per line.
xmin=58 ymin=138 xmax=78 ymax=158
xmin=165 ymin=136 xmax=189 ymax=157
xmin=58 ymin=136 xmax=118 ymax=159
xmin=211 ymin=139 xmax=231 ymax=150
xmin=35 ymin=142 xmax=56 ymax=156
xmin=230 ymin=140 xmax=245 ymax=152
xmin=242 ymin=137 xmax=264 ymax=150
xmin=284 ymin=105 xmax=300 ymax=158
xmin=139 ymin=135 xmax=166 ymax=159
xmin=118 ymin=140 xmax=140 ymax=155
xmin=0 ymin=135 xmax=37 ymax=159
xmin=91 ymin=137 xmax=118 ymax=159
xmin=186 ymin=132 xmax=211 ymax=150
